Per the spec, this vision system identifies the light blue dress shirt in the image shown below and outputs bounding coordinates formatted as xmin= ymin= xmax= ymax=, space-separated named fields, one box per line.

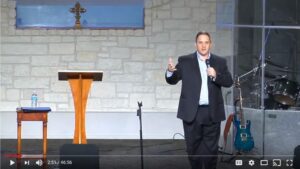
xmin=197 ymin=52 xmax=210 ymax=105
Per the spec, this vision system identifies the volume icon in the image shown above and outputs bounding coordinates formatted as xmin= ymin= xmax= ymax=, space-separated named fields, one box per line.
xmin=36 ymin=159 xmax=43 ymax=166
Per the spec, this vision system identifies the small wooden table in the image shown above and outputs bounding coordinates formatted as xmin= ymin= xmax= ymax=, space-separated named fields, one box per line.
xmin=17 ymin=107 xmax=51 ymax=159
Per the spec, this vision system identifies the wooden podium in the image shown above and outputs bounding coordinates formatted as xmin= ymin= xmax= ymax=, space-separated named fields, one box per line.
xmin=58 ymin=70 xmax=103 ymax=144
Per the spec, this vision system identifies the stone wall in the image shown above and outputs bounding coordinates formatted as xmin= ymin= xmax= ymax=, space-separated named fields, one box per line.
xmin=1 ymin=0 xmax=233 ymax=112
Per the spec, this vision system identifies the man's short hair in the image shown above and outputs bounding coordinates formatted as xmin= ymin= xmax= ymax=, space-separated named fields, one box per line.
xmin=195 ymin=31 xmax=211 ymax=42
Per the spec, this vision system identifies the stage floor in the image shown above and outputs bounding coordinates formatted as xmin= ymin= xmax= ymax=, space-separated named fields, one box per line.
xmin=1 ymin=139 xmax=291 ymax=169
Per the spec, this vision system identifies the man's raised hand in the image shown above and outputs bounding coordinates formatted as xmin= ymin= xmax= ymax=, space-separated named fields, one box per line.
xmin=168 ymin=57 xmax=177 ymax=72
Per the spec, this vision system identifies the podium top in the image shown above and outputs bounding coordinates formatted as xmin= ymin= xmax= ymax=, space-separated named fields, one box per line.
xmin=58 ymin=70 xmax=103 ymax=81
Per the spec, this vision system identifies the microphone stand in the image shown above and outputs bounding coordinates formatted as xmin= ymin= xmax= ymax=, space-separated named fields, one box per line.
xmin=239 ymin=64 xmax=266 ymax=80
xmin=137 ymin=102 xmax=144 ymax=169
xmin=253 ymin=27 xmax=272 ymax=159
xmin=253 ymin=28 xmax=271 ymax=78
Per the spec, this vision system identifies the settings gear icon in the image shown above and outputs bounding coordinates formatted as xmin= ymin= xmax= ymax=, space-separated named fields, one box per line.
xmin=249 ymin=160 xmax=255 ymax=166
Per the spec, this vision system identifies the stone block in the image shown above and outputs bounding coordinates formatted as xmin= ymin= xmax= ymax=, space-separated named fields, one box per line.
xmin=44 ymin=93 xmax=68 ymax=102
xmin=2 ymin=56 xmax=30 ymax=63
xmin=68 ymin=62 xmax=95 ymax=70
xmin=31 ymin=67 xmax=58 ymax=77
xmin=145 ymin=62 xmax=162 ymax=70
xmin=1 ymin=44 xmax=47 ymax=55
xmin=87 ymin=98 xmax=128 ymax=109
xmin=149 ymin=32 xmax=169 ymax=43
xmin=49 ymin=43 xmax=75 ymax=54
xmin=123 ymin=62 xmax=143 ymax=73
xmin=156 ymin=86 xmax=171 ymax=98
xmin=91 ymin=83 xmax=116 ymax=98
xmin=170 ymin=31 xmax=194 ymax=41
xmin=6 ymin=89 xmax=20 ymax=101
xmin=171 ymin=8 xmax=191 ymax=19
xmin=101 ymin=41 xmax=118 ymax=47
xmin=131 ymin=48 xmax=155 ymax=61
xmin=155 ymin=10 xmax=171 ymax=19
xmin=76 ymin=36 xmax=91 ymax=42
xmin=2 ymin=36 xmax=31 ymax=43
xmin=170 ymin=0 xmax=185 ymax=7
xmin=109 ymin=47 xmax=130 ymax=59
xmin=91 ymin=36 xmax=107 ymax=41
xmin=1 ymin=64 xmax=13 ymax=73
xmin=76 ymin=42 xmax=100 ymax=51
xmin=192 ymin=8 xmax=211 ymax=23
xmin=155 ymin=44 xmax=176 ymax=57
xmin=145 ymin=70 xmax=166 ymax=84
xmin=14 ymin=64 xmax=30 ymax=76
xmin=156 ymin=99 xmax=179 ymax=109
xmin=77 ymin=52 xmax=97 ymax=62
xmin=177 ymin=42 xmax=194 ymax=56
xmin=50 ymin=79 xmax=70 ymax=92
xmin=14 ymin=78 xmax=49 ymax=89
xmin=1 ymin=75 xmax=13 ymax=85
xmin=117 ymin=83 xmax=133 ymax=93
xmin=61 ymin=55 xmax=75 ymax=62
xmin=97 ymin=59 xmax=122 ymax=70
xmin=31 ymin=55 xmax=60 ymax=66
xmin=110 ymin=74 xmax=143 ymax=82
xmin=57 ymin=103 xmax=69 ymax=110
xmin=32 ymin=36 xmax=61 ymax=43
xmin=186 ymin=0 xmax=201 ymax=7
xmin=133 ymin=85 xmax=154 ymax=92
xmin=0 ymin=101 xmax=18 ymax=111
xmin=152 ymin=20 xmax=163 ymax=32
xmin=134 ymin=30 xmax=145 ymax=36
xmin=117 ymin=93 xmax=129 ymax=98
xmin=145 ymin=15 xmax=152 ymax=25
xmin=164 ymin=20 xmax=193 ymax=30
xmin=127 ymin=37 xmax=148 ymax=47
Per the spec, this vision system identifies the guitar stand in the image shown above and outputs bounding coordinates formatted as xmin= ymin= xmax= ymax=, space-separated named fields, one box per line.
xmin=219 ymin=73 xmax=257 ymax=164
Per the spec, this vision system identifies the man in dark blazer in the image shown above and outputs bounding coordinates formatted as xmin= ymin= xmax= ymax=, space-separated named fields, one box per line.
xmin=166 ymin=31 xmax=233 ymax=169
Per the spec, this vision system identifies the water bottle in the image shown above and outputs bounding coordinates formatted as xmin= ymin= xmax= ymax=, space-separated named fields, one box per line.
xmin=31 ymin=91 xmax=38 ymax=107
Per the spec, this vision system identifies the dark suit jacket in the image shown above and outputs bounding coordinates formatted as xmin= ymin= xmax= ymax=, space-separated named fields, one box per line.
xmin=166 ymin=52 xmax=233 ymax=123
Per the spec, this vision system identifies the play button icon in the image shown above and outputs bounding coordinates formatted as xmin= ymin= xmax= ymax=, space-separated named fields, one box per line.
xmin=10 ymin=160 xmax=15 ymax=166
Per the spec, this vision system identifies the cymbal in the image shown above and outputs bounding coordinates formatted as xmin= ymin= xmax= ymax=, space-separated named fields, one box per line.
xmin=272 ymin=68 xmax=300 ymax=74
xmin=254 ymin=57 xmax=286 ymax=69
xmin=265 ymin=59 xmax=286 ymax=69
xmin=264 ymin=71 xmax=277 ymax=78
xmin=238 ymin=65 xmax=277 ymax=78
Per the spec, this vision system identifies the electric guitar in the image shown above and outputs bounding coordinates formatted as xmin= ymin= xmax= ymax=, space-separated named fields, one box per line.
xmin=233 ymin=77 xmax=254 ymax=152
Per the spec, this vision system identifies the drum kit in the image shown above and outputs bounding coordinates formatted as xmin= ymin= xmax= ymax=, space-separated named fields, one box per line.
xmin=261 ymin=60 xmax=300 ymax=110
xmin=238 ymin=58 xmax=300 ymax=110
xmin=264 ymin=77 xmax=300 ymax=109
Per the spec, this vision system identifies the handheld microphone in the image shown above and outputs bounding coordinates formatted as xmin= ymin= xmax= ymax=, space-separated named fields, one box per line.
xmin=205 ymin=59 xmax=210 ymax=68
xmin=205 ymin=59 xmax=213 ymax=80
